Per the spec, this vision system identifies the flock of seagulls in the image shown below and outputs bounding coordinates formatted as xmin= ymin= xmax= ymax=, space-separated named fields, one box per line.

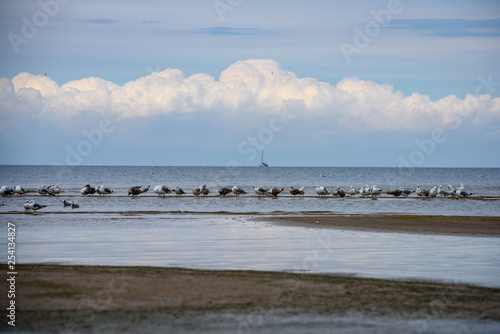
xmin=1 ymin=182 xmax=475 ymax=213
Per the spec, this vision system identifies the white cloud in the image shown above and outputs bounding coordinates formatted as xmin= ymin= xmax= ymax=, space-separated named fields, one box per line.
xmin=1 ymin=59 xmax=499 ymax=133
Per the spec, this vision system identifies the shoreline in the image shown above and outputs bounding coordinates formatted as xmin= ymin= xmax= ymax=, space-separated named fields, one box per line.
xmin=259 ymin=214 xmax=500 ymax=237
xmin=5 ymin=264 xmax=500 ymax=332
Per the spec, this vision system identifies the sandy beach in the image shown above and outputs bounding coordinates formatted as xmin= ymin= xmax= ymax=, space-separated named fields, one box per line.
xmin=263 ymin=214 xmax=500 ymax=237
xmin=3 ymin=263 xmax=499 ymax=333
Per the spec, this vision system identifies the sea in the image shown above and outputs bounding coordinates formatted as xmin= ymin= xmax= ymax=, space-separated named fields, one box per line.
xmin=1 ymin=165 xmax=499 ymax=287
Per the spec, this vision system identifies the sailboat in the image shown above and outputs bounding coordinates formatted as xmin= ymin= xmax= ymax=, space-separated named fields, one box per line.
xmin=259 ymin=152 xmax=268 ymax=167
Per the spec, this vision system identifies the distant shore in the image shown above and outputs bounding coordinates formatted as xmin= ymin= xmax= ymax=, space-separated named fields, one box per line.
xmin=7 ymin=264 xmax=500 ymax=333
xmin=261 ymin=214 xmax=500 ymax=237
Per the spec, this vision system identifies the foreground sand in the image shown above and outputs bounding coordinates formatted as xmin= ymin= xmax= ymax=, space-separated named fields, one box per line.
xmin=263 ymin=214 xmax=500 ymax=237
xmin=2 ymin=264 xmax=499 ymax=333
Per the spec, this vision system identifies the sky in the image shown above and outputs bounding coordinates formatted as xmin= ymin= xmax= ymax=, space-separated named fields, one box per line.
xmin=0 ymin=0 xmax=499 ymax=167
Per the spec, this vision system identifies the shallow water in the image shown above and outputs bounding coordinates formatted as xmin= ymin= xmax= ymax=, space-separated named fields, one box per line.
xmin=3 ymin=212 xmax=499 ymax=288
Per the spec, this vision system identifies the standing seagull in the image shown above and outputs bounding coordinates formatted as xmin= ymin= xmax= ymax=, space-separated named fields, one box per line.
xmin=173 ymin=187 xmax=185 ymax=196
xmin=141 ymin=185 xmax=150 ymax=194
xmin=128 ymin=186 xmax=142 ymax=196
xmin=37 ymin=185 xmax=49 ymax=195
xmin=14 ymin=185 xmax=25 ymax=196
xmin=315 ymin=185 xmax=329 ymax=197
xmin=0 ymin=186 xmax=14 ymax=196
xmin=219 ymin=187 xmax=232 ymax=196
xmin=232 ymin=186 xmax=246 ymax=198
xmin=154 ymin=185 xmax=171 ymax=197
xmin=349 ymin=186 xmax=356 ymax=197
xmin=24 ymin=200 xmax=31 ymax=210
xmin=254 ymin=186 xmax=269 ymax=197
xmin=97 ymin=185 xmax=114 ymax=196
xmin=267 ymin=187 xmax=284 ymax=197
xmin=290 ymin=186 xmax=305 ymax=197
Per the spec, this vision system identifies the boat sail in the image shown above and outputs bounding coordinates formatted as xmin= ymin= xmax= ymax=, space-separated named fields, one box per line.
xmin=259 ymin=152 xmax=268 ymax=167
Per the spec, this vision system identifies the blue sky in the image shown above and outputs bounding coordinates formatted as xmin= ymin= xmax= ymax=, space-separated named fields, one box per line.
xmin=0 ymin=0 xmax=499 ymax=167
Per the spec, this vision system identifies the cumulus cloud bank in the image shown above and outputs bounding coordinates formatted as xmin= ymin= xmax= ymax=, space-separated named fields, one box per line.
xmin=1 ymin=59 xmax=499 ymax=133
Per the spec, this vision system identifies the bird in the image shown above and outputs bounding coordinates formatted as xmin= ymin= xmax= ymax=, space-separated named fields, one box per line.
xmin=63 ymin=200 xmax=71 ymax=207
xmin=448 ymin=185 xmax=457 ymax=198
xmin=254 ymin=186 xmax=269 ymax=197
xmin=387 ymin=188 xmax=403 ymax=197
xmin=359 ymin=186 xmax=369 ymax=197
xmin=267 ymin=187 xmax=284 ymax=197
xmin=0 ymin=186 xmax=14 ymax=196
xmin=338 ymin=188 xmax=346 ymax=198
xmin=173 ymin=187 xmax=185 ymax=196
xmin=14 ymin=185 xmax=25 ymax=195
xmin=429 ymin=186 xmax=438 ymax=198
xmin=349 ymin=186 xmax=356 ymax=197
xmin=71 ymin=201 xmax=79 ymax=209
xmin=141 ymin=185 xmax=150 ymax=194
xmin=128 ymin=186 xmax=142 ymax=196
xmin=232 ymin=186 xmax=246 ymax=198
xmin=219 ymin=187 xmax=232 ymax=197
xmin=370 ymin=185 xmax=381 ymax=199
xmin=289 ymin=186 xmax=305 ymax=197
xmin=24 ymin=200 xmax=31 ymax=210
xmin=47 ymin=184 xmax=61 ymax=196
xmin=455 ymin=184 xmax=472 ymax=198
xmin=81 ymin=184 xmax=96 ymax=196
xmin=154 ymin=185 xmax=171 ymax=197
xmin=193 ymin=185 xmax=203 ymax=196
xmin=201 ymin=185 xmax=210 ymax=196
xmin=415 ymin=185 xmax=429 ymax=197
xmin=316 ymin=185 xmax=329 ymax=197
xmin=37 ymin=185 xmax=49 ymax=195
xmin=437 ymin=185 xmax=449 ymax=197
xmin=97 ymin=185 xmax=113 ymax=196
xmin=401 ymin=188 xmax=414 ymax=197
xmin=29 ymin=200 xmax=47 ymax=212
xmin=332 ymin=187 xmax=340 ymax=197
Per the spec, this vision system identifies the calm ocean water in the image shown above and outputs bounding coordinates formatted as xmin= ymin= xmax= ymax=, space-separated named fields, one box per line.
xmin=1 ymin=165 xmax=499 ymax=287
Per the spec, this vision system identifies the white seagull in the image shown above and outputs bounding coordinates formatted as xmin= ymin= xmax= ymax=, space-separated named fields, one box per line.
xmin=315 ymin=185 xmax=329 ymax=197
xmin=232 ymin=186 xmax=246 ymax=198
xmin=14 ymin=185 xmax=25 ymax=195
xmin=254 ymin=185 xmax=269 ymax=197
xmin=0 ymin=186 xmax=14 ymax=196
xmin=29 ymin=200 xmax=47 ymax=212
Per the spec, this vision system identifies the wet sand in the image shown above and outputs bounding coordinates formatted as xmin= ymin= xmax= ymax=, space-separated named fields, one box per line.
xmin=4 ymin=264 xmax=500 ymax=333
xmin=264 ymin=214 xmax=500 ymax=237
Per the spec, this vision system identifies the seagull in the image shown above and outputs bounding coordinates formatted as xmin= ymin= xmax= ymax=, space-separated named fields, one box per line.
xmin=14 ymin=185 xmax=25 ymax=195
xmin=254 ymin=185 xmax=269 ymax=197
xmin=48 ymin=184 xmax=61 ymax=196
xmin=415 ymin=185 xmax=429 ymax=197
xmin=141 ymin=185 xmax=150 ymax=194
xmin=401 ymin=188 xmax=414 ymax=197
xmin=448 ymin=185 xmax=457 ymax=198
xmin=316 ymin=185 xmax=329 ymax=197
xmin=24 ymin=200 xmax=31 ymax=210
xmin=0 ymin=186 xmax=14 ymax=196
xmin=359 ymin=186 xmax=369 ymax=197
xmin=387 ymin=188 xmax=403 ymax=197
xmin=173 ymin=187 xmax=185 ymax=196
xmin=455 ymin=184 xmax=472 ymax=198
xmin=437 ymin=185 xmax=449 ymax=197
xmin=37 ymin=185 xmax=49 ymax=195
xmin=193 ymin=185 xmax=203 ymax=196
xmin=349 ymin=186 xmax=356 ymax=197
xmin=370 ymin=185 xmax=381 ymax=199
xmin=201 ymin=185 xmax=210 ymax=196
xmin=97 ymin=185 xmax=113 ymax=196
xmin=332 ymin=187 xmax=340 ymax=197
xmin=232 ymin=186 xmax=246 ymax=198
xmin=267 ymin=187 xmax=284 ymax=197
xmin=338 ymin=188 xmax=346 ymax=198
xmin=29 ymin=200 xmax=47 ymax=212
xmin=154 ymin=185 xmax=171 ymax=197
xmin=219 ymin=187 xmax=232 ymax=197
xmin=63 ymin=200 xmax=71 ymax=207
xmin=290 ymin=186 xmax=305 ymax=197
xmin=128 ymin=186 xmax=142 ymax=196
xmin=71 ymin=201 xmax=80 ymax=209
xmin=429 ymin=186 xmax=438 ymax=198
xmin=81 ymin=184 xmax=95 ymax=196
